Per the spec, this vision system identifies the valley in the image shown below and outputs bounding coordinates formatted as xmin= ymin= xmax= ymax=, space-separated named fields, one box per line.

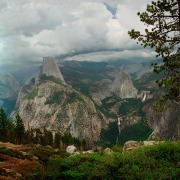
xmin=0 ymin=57 xmax=179 ymax=148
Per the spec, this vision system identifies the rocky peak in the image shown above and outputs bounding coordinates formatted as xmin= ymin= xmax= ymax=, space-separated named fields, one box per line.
xmin=0 ymin=73 xmax=20 ymax=99
xmin=16 ymin=58 xmax=113 ymax=147
xmin=36 ymin=57 xmax=65 ymax=84
xmin=90 ymin=70 xmax=138 ymax=103
xmin=16 ymin=57 xmax=65 ymax=107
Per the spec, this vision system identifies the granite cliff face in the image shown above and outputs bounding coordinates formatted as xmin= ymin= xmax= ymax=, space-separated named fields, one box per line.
xmin=16 ymin=57 xmax=65 ymax=107
xmin=0 ymin=74 xmax=20 ymax=114
xmin=17 ymin=57 xmax=111 ymax=147
xmin=35 ymin=57 xmax=65 ymax=84
xmin=0 ymin=74 xmax=20 ymax=99
xmin=15 ymin=58 xmax=180 ymax=145
xmin=19 ymin=81 xmax=109 ymax=146
xmin=144 ymin=101 xmax=180 ymax=140
xmin=90 ymin=69 xmax=138 ymax=104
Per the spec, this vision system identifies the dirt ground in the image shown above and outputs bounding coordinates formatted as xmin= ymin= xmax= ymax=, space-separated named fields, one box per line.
xmin=0 ymin=142 xmax=31 ymax=151
xmin=0 ymin=142 xmax=39 ymax=179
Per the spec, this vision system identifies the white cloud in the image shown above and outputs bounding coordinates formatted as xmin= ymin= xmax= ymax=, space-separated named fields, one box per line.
xmin=0 ymin=0 xmax=153 ymax=68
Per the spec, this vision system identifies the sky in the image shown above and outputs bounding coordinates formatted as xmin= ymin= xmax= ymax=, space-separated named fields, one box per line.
xmin=0 ymin=0 xmax=154 ymax=72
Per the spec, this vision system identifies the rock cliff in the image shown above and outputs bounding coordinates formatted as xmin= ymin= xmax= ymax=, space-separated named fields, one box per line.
xmin=144 ymin=101 xmax=180 ymax=140
xmin=17 ymin=57 xmax=111 ymax=147
xmin=19 ymin=81 xmax=110 ymax=147
xmin=0 ymin=74 xmax=20 ymax=99
xmin=35 ymin=57 xmax=65 ymax=84
xmin=16 ymin=57 xmax=65 ymax=107
xmin=90 ymin=69 xmax=138 ymax=104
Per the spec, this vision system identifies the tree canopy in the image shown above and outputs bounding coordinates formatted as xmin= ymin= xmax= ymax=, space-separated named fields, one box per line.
xmin=0 ymin=107 xmax=8 ymax=141
xmin=15 ymin=114 xmax=25 ymax=144
xmin=128 ymin=0 xmax=180 ymax=110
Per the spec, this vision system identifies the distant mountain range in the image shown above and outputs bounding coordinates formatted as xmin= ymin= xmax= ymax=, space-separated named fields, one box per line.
xmin=0 ymin=57 xmax=179 ymax=147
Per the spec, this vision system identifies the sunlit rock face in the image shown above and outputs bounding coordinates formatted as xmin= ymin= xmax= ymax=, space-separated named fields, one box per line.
xmin=17 ymin=57 xmax=112 ymax=147
xmin=90 ymin=70 xmax=138 ymax=104
xmin=35 ymin=57 xmax=65 ymax=84
xmin=16 ymin=57 xmax=65 ymax=107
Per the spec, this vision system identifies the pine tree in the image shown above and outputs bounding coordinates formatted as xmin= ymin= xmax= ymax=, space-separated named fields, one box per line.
xmin=0 ymin=107 xmax=8 ymax=142
xmin=128 ymin=0 xmax=180 ymax=110
xmin=47 ymin=130 xmax=53 ymax=146
xmin=7 ymin=120 xmax=16 ymax=143
xmin=34 ymin=128 xmax=42 ymax=144
xmin=15 ymin=114 xmax=25 ymax=144
xmin=54 ymin=132 xmax=61 ymax=148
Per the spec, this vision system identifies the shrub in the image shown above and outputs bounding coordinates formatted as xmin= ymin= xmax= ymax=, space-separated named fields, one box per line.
xmin=0 ymin=146 xmax=24 ymax=159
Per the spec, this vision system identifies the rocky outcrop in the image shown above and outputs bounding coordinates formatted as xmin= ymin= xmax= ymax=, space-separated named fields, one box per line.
xmin=18 ymin=81 xmax=110 ymax=147
xmin=15 ymin=78 xmax=35 ymax=108
xmin=66 ymin=145 xmax=76 ymax=154
xmin=35 ymin=57 xmax=65 ymax=84
xmin=90 ymin=70 xmax=137 ymax=104
xmin=117 ymin=116 xmax=141 ymax=132
xmin=123 ymin=140 xmax=162 ymax=151
xmin=17 ymin=58 xmax=112 ymax=147
xmin=0 ymin=74 xmax=20 ymax=99
xmin=16 ymin=57 xmax=65 ymax=107
xmin=144 ymin=101 xmax=180 ymax=140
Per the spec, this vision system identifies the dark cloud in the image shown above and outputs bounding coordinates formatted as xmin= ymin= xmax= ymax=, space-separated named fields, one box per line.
xmin=0 ymin=0 xmax=153 ymax=72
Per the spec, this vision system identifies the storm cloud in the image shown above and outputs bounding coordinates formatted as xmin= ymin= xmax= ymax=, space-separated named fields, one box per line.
xmin=0 ymin=0 xmax=153 ymax=68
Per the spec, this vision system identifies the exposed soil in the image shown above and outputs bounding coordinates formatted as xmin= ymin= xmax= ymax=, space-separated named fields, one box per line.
xmin=0 ymin=142 xmax=39 ymax=179
xmin=0 ymin=142 xmax=31 ymax=151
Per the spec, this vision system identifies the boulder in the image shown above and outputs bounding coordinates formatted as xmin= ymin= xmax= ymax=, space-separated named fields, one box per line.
xmin=143 ymin=141 xmax=156 ymax=146
xmin=2 ymin=168 xmax=12 ymax=173
xmin=74 ymin=151 xmax=80 ymax=155
xmin=20 ymin=151 xmax=29 ymax=157
xmin=15 ymin=173 xmax=22 ymax=178
xmin=92 ymin=146 xmax=103 ymax=151
xmin=32 ymin=156 xmax=39 ymax=161
xmin=123 ymin=141 xmax=142 ymax=151
xmin=66 ymin=145 xmax=76 ymax=154
xmin=86 ymin=150 xmax=94 ymax=154
xmin=104 ymin=148 xmax=112 ymax=155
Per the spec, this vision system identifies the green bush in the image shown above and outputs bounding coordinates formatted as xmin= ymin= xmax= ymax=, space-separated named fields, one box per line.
xmin=28 ymin=142 xmax=180 ymax=179
xmin=29 ymin=147 xmax=54 ymax=163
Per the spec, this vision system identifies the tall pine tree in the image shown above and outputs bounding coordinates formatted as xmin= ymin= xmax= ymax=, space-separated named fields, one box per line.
xmin=15 ymin=114 xmax=25 ymax=144
xmin=0 ymin=107 xmax=8 ymax=142
xmin=128 ymin=0 xmax=180 ymax=110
